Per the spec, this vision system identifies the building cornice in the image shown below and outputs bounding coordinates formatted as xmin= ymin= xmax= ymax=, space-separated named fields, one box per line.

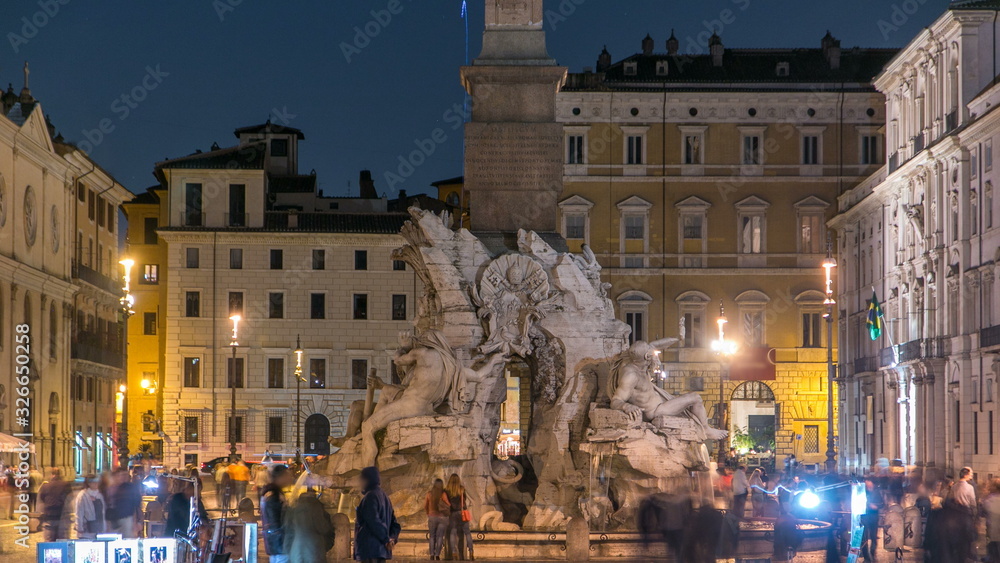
xmin=156 ymin=230 xmax=405 ymax=247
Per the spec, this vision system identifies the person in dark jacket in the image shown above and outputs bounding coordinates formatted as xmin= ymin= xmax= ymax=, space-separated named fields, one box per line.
xmin=164 ymin=482 xmax=208 ymax=539
xmin=107 ymin=469 xmax=142 ymax=537
xmin=261 ymin=465 xmax=294 ymax=563
xmin=284 ymin=485 xmax=335 ymax=563
xmin=38 ymin=468 xmax=71 ymax=541
xmin=355 ymin=466 xmax=401 ymax=563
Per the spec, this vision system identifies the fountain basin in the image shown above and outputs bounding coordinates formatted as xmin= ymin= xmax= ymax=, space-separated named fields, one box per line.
xmin=389 ymin=518 xmax=833 ymax=560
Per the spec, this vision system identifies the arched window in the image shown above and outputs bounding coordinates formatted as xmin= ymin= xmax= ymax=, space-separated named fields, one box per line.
xmin=676 ymin=290 xmax=711 ymax=348
xmin=731 ymin=380 xmax=775 ymax=401
xmin=617 ymin=290 xmax=652 ymax=344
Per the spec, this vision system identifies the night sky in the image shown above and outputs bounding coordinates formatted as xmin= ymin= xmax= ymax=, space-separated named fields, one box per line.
xmin=7 ymin=0 xmax=950 ymax=198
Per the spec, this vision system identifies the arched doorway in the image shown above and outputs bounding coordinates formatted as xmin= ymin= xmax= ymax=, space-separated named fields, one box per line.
xmin=495 ymin=359 xmax=530 ymax=458
xmin=730 ymin=381 xmax=776 ymax=460
xmin=304 ymin=414 xmax=331 ymax=456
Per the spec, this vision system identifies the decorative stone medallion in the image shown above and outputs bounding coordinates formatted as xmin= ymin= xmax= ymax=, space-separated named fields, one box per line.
xmin=50 ymin=205 xmax=59 ymax=253
xmin=23 ymin=185 xmax=37 ymax=246
xmin=472 ymin=254 xmax=552 ymax=357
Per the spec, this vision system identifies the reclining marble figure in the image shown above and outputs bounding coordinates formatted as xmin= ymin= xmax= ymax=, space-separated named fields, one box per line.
xmin=357 ymin=329 xmax=506 ymax=467
xmin=608 ymin=338 xmax=727 ymax=441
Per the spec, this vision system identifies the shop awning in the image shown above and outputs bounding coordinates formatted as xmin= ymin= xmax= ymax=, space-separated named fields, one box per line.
xmin=0 ymin=432 xmax=34 ymax=453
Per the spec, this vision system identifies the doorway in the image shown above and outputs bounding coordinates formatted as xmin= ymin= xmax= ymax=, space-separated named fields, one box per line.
xmin=495 ymin=360 xmax=530 ymax=459
xmin=729 ymin=381 xmax=776 ymax=462
xmin=304 ymin=414 xmax=331 ymax=456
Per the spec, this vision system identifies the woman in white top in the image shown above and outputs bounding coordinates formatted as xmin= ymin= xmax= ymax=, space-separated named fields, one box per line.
xmin=74 ymin=475 xmax=107 ymax=539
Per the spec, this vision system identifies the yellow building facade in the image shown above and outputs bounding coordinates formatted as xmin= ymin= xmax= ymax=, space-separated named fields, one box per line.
xmin=548 ymin=34 xmax=896 ymax=466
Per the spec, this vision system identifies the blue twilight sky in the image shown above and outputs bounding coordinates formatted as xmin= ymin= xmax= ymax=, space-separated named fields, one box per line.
xmin=6 ymin=0 xmax=950 ymax=198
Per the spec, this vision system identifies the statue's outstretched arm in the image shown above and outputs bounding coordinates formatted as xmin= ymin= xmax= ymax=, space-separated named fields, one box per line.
xmin=470 ymin=353 xmax=507 ymax=382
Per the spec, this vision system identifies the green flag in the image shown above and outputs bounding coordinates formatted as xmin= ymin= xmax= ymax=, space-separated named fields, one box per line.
xmin=866 ymin=291 xmax=883 ymax=341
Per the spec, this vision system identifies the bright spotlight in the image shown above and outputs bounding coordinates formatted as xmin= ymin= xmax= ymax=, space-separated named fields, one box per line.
xmin=797 ymin=490 xmax=821 ymax=510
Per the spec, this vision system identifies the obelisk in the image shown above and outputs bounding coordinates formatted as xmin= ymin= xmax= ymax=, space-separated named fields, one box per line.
xmin=461 ymin=0 xmax=567 ymax=233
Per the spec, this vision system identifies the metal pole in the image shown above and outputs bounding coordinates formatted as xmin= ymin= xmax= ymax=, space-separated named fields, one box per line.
xmin=717 ymin=362 xmax=728 ymax=464
xmin=825 ymin=311 xmax=836 ymax=473
xmin=118 ymin=259 xmax=134 ymax=470
xmin=230 ymin=343 xmax=238 ymax=462
xmin=296 ymin=370 xmax=302 ymax=463
xmin=823 ymin=236 xmax=837 ymax=474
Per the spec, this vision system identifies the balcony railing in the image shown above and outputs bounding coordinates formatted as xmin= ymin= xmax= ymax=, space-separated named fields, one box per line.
xmin=72 ymin=331 xmax=123 ymax=368
xmin=853 ymin=356 xmax=879 ymax=375
xmin=880 ymin=338 xmax=944 ymax=367
xmin=179 ymin=211 xmax=205 ymax=227
xmin=225 ymin=213 xmax=248 ymax=227
xmin=72 ymin=262 xmax=122 ymax=295
xmin=982 ymin=324 xmax=1000 ymax=349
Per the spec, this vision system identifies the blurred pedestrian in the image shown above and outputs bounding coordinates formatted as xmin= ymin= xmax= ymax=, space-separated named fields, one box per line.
xmin=950 ymin=466 xmax=976 ymax=514
xmin=637 ymin=492 xmax=691 ymax=560
xmin=983 ymin=478 xmax=1000 ymax=563
xmin=284 ymin=481 xmax=335 ymax=563
xmin=749 ymin=468 xmax=766 ymax=517
xmin=165 ymin=481 xmax=208 ymax=539
xmin=74 ymin=475 xmax=107 ymax=539
xmin=356 ymin=466 xmax=401 ymax=563
xmin=108 ymin=468 xmax=142 ymax=537
xmin=772 ymin=506 xmax=803 ymax=562
xmin=39 ymin=467 xmax=71 ymax=541
xmin=227 ymin=460 xmax=250 ymax=506
xmin=214 ymin=461 xmax=229 ymax=508
xmin=445 ymin=473 xmax=473 ymax=561
xmin=261 ymin=465 xmax=294 ymax=563
xmin=425 ymin=478 xmax=450 ymax=560
xmin=732 ymin=465 xmax=749 ymax=519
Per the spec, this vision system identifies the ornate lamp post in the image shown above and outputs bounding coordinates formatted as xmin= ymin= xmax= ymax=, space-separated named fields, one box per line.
xmin=228 ymin=314 xmax=241 ymax=462
xmin=293 ymin=335 xmax=304 ymax=464
xmin=118 ymin=258 xmax=135 ymax=469
xmin=710 ymin=301 xmax=737 ymax=463
xmin=822 ymin=237 xmax=838 ymax=473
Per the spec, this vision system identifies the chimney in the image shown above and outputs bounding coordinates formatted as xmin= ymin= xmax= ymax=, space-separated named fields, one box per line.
xmin=666 ymin=29 xmax=679 ymax=55
xmin=398 ymin=189 xmax=407 ymax=199
xmin=709 ymin=33 xmax=724 ymax=67
xmin=642 ymin=34 xmax=654 ymax=56
xmin=822 ymin=31 xmax=841 ymax=70
xmin=597 ymin=46 xmax=611 ymax=72
xmin=359 ymin=170 xmax=377 ymax=199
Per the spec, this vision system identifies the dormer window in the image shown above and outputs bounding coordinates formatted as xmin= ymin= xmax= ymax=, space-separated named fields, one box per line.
xmin=655 ymin=61 xmax=668 ymax=76
xmin=776 ymin=62 xmax=790 ymax=77
xmin=624 ymin=61 xmax=638 ymax=76
xmin=271 ymin=138 xmax=288 ymax=157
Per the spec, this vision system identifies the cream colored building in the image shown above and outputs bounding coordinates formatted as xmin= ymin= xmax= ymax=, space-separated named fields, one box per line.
xmin=0 ymin=72 xmax=131 ymax=476
xmin=549 ymin=33 xmax=896 ymax=466
xmin=832 ymin=2 xmax=1000 ymax=478
xmin=126 ymin=123 xmax=418 ymax=469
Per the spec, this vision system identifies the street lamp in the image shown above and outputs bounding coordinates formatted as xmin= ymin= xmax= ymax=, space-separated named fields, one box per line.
xmin=228 ymin=314 xmax=241 ymax=463
xmin=822 ymin=236 xmax=838 ymax=473
xmin=293 ymin=335 xmax=304 ymax=464
xmin=118 ymin=258 xmax=135 ymax=469
xmin=711 ymin=301 xmax=737 ymax=463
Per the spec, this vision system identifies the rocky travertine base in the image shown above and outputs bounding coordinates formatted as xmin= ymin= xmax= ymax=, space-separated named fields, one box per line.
xmin=580 ymin=406 xmax=710 ymax=529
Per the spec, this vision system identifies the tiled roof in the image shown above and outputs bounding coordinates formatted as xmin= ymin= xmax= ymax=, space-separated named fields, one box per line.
xmin=565 ymin=48 xmax=897 ymax=92
xmin=270 ymin=174 xmax=316 ymax=193
xmin=234 ymin=122 xmax=304 ymax=139
xmin=388 ymin=193 xmax=454 ymax=214
xmin=126 ymin=188 xmax=160 ymax=205
xmin=156 ymin=142 xmax=266 ymax=170
xmin=430 ymin=175 xmax=464 ymax=187
xmin=950 ymin=0 xmax=1000 ymax=9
